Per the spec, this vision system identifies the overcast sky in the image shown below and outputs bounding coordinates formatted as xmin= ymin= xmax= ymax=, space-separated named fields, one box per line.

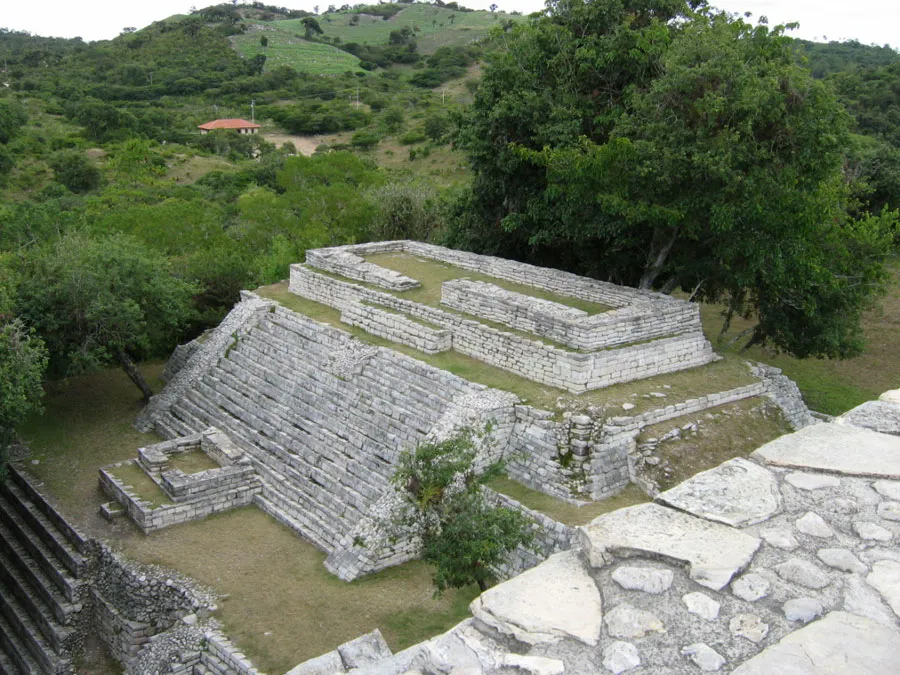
xmin=2 ymin=0 xmax=898 ymax=47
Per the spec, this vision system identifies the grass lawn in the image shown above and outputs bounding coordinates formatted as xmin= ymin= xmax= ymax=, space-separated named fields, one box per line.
xmin=487 ymin=477 xmax=649 ymax=526
xmin=698 ymin=259 xmax=900 ymax=415
xmin=168 ymin=450 xmax=220 ymax=474
xmin=636 ymin=398 xmax=793 ymax=491
xmin=274 ymin=7 xmax=517 ymax=55
xmin=230 ymin=31 xmax=364 ymax=75
xmin=17 ymin=364 xmax=475 ymax=673
xmin=106 ymin=461 xmax=171 ymax=508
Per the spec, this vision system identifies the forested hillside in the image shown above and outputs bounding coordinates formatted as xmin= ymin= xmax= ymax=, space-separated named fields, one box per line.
xmin=0 ymin=0 xmax=899 ymax=475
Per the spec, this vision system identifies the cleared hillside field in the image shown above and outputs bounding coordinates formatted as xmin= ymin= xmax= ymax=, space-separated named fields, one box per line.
xmin=230 ymin=31 xmax=363 ymax=74
xmin=272 ymin=6 xmax=516 ymax=54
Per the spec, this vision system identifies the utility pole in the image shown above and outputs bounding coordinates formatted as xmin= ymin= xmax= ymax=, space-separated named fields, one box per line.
xmin=251 ymin=99 xmax=256 ymax=123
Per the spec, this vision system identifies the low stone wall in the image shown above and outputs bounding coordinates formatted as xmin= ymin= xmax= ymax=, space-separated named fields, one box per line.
xmin=341 ymin=303 xmax=452 ymax=354
xmin=99 ymin=461 xmax=261 ymax=534
xmin=441 ymin=278 xmax=699 ymax=351
xmin=161 ymin=340 xmax=200 ymax=383
xmin=290 ymin=265 xmax=715 ymax=393
xmin=90 ymin=589 xmax=152 ymax=665
xmin=307 ymin=248 xmax=419 ymax=291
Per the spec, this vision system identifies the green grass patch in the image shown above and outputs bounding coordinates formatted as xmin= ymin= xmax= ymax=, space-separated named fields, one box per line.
xmin=366 ymin=252 xmax=613 ymax=315
xmin=168 ymin=450 xmax=220 ymax=474
xmin=273 ymin=7 xmax=517 ymax=55
xmin=697 ymin=259 xmax=900 ymax=415
xmin=108 ymin=461 xmax=171 ymax=508
xmin=255 ymin=282 xmax=758 ymax=414
xmin=122 ymin=507 xmax=477 ymax=674
xmin=636 ymin=398 xmax=792 ymax=491
xmin=230 ymin=31 xmax=364 ymax=74
xmin=488 ymin=477 xmax=649 ymax=527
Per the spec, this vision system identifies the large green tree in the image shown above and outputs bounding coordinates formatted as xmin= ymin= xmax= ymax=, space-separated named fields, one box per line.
xmin=16 ymin=232 xmax=197 ymax=400
xmin=452 ymin=2 xmax=894 ymax=359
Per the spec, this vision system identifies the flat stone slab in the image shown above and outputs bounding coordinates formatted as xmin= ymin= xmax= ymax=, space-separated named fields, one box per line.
xmin=611 ymin=566 xmax=674 ymax=594
xmin=580 ymin=503 xmax=761 ymax=590
xmin=655 ymin=458 xmax=780 ymax=527
xmin=866 ymin=560 xmax=900 ymax=618
xmin=470 ymin=550 xmax=603 ymax=646
xmin=731 ymin=611 xmax=900 ymax=674
xmin=338 ymin=629 xmax=392 ymax=668
xmin=605 ymin=604 xmax=665 ymax=639
xmin=683 ymin=592 xmax=720 ymax=621
xmin=838 ymin=400 xmax=900 ymax=436
xmin=752 ymin=423 xmax=900 ymax=479
xmin=785 ymin=472 xmax=841 ymax=491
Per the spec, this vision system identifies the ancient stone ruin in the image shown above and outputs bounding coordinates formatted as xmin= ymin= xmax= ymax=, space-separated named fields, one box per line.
xmin=4 ymin=241 xmax=895 ymax=674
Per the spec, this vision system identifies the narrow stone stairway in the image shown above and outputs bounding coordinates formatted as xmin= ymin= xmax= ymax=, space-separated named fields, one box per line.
xmin=0 ymin=467 xmax=87 ymax=674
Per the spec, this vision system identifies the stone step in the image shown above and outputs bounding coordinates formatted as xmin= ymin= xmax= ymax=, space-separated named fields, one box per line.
xmin=254 ymin=493 xmax=336 ymax=553
xmin=0 ymin=608 xmax=42 ymax=675
xmin=0 ymin=580 xmax=65 ymax=674
xmin=0 ymin=571 xmax=73 ymax=657
xmin=6 ymin=469 xmax=87 ymax=556
xmin=0 ymin=505 xmax=78 ymax=603
xmin=0 ymin=541 xmax=80 ymax=628
xmin=0 ymin=480 xmax=85 ymax=578
xmin=0 ymin=528 xmax=78 ymax=626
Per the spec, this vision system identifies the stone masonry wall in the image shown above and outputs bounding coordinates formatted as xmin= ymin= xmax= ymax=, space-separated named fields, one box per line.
xmin=440 ymin=278 xmax=699 ymax=351
xmin=143 ymin=299 xmax=511 ymax=569
xmin=290 ymin=264 xmax=715 ymax=393
xmin=306 ymin=248 xmax=419 ymax=291
xmin=341 ymin=303 xmax=452 ymax=354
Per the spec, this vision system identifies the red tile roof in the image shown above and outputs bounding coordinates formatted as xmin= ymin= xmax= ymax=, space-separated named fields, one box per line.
xmin=198 ymin=118 xmax=261 ymax=130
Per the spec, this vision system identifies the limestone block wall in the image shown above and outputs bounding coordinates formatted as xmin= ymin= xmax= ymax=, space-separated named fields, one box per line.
xmin=143 ymin=299 xmax=510 ymax=563
xmin=341 ymin=303 xmax=452 ymax=354
xmin=306 ymin=248 xmax=419 ymax=290
xmin=99 ymin=461 xmax=261 ymax=533
xmin=441 ymin=278 xmax=699 ymax=351
xmin=290 ymin=265 xmax=715 ymax=393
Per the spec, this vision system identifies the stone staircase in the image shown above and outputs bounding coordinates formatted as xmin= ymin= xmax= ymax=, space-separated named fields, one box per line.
xmin=0 ymin=467 xmax=88 ymax=674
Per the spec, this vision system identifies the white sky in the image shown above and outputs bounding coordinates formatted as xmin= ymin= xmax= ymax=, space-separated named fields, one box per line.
xmin=2 ymin=0 xmax=898 ymax=48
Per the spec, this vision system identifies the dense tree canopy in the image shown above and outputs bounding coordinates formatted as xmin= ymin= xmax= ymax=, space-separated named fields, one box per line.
xmin=450 ymin=1 xmax=896 ymax=359
xmin=16 ymin=232 xmax=197 ymax=399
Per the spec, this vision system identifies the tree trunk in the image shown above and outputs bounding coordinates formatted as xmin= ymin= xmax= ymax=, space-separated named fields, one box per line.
xmin=639 ymin=226 xmax=679 ymax=290
xmin=115 ymin=348 xmax=154 ymax=401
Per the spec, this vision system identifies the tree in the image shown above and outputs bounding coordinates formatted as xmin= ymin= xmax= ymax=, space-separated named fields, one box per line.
xmin=0 ymin=100 xmax=27 ymax=145
xmin=452 ymin=3 xmax=895 ymax=359
xmin=0 ymin=319 xmax=47 ymax=481
xmin=392 ymin=430 xmax=534 ymax=593
xmin=16 ymin=232 xmax=197 ymax=400
xmin=301 ymin=17 xmax=324 ymax=40
xmin=50 ymin=150 xmax=102 ymax=193
xmin=260 ymin=35 xmax=268 ymax=48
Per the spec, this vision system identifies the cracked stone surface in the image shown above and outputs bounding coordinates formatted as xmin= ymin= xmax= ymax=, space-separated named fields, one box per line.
xmin=350 ymin=399 xmax=900 ymax=675
xmin=611 ymin=566 xmax=674 ymax=595
xmin=681 ymin=644 xmax=725 ymax=672
xmin=731 ymin=573 xmax=770 ymax=602
xmin=729 ymin=614 xmax=769 ymax=643
xmin=782 ymin=598 xmax=823 ymax=624
xmin=470 ymin=550 xmax=603 ymax=646
xmin=784 ymin=472 xmax=841 ymax=491
xmin=752 ymin=423 xmax=900 ymax=478
xmin=877 ymin=501 xmax=900 ymax=521
xmin=580 ymin=503 xmax=761 ymax=590
xmin=816 ymin=548 xmax=867 ymax=573
xmin=604 ymin=604 xmax=665 ymax=639
xmin=682 ymin=592 xmax=720 ymax=621
xmin=838 ymin=400 xmax=900 ymax=436
xmin=731 ymin=612 xmax=900 ymax=674
xmin=795 ymin=511 xmax=834 ymax=538
xmin=853 ymin=520 xmax=893 ymax=541
xmin=601 ymin=641 xmax=640 ymax=674
xmin=866 ymin=560 xmax=900 ymax=618
xmin=773 ymin=558 xmax=832 ymax=589
xmin=655 ymin=458 xmax=781 ymax=527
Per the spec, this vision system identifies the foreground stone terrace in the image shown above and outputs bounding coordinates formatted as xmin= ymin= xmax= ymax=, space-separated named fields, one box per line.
xmin=332 ymin=392 xmax=900 ymax=675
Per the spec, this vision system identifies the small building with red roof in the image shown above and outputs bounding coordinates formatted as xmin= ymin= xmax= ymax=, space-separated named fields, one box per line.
xmin=198 ymin=118 xmax=261 ymax=135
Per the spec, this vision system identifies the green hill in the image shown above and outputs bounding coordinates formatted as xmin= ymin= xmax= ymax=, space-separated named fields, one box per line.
xmin=271 ymin=5 xmax=515 ymax=55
